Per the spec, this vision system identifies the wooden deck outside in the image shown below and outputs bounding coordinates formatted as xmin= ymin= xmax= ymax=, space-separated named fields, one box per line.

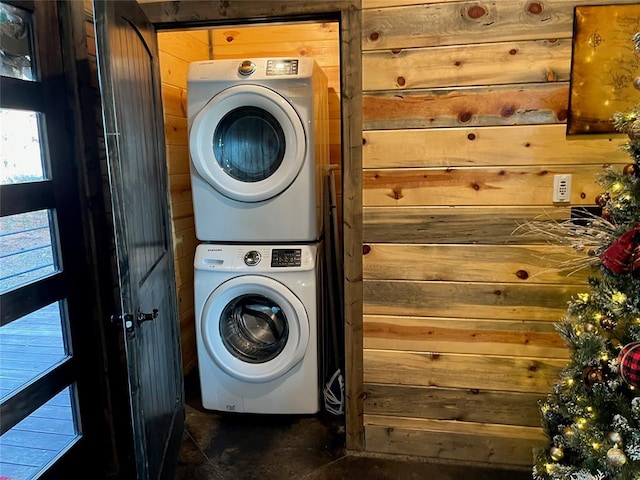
xmin=0 ymin=303 xmax=78 ymax=479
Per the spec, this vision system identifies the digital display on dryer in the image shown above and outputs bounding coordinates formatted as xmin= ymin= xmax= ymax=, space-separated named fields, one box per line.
xmin=271 ymin=249 xmax=302 ymax=267
xmin=266 ymin=59 xmax=299 ymax=76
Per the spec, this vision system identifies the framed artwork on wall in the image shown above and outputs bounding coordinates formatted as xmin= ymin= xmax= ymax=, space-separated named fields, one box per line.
xmin=567 ymin=4 xmax=640 ymax=135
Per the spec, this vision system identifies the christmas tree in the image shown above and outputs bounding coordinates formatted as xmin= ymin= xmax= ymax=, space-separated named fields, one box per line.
xmin=532 ymin=39 xmax=640 ymax=479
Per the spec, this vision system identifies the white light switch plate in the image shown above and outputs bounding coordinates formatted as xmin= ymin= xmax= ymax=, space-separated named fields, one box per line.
xmin=553 ymin=174 xmax=572 ymax=203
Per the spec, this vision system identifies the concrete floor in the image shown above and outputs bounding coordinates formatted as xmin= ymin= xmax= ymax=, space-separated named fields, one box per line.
xmin=175 ymin=374 xmax=533 ymax=479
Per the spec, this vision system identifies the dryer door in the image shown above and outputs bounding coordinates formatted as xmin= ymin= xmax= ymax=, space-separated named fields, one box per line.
xmin=189 ymin=85 xmax=306 ymax=203
xmin=201 ymin=275 xmax=310 ymax=383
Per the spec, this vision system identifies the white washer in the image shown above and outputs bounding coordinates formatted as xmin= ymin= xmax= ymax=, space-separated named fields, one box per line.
xmin=188 ymin=58 xmax=329 ymax=242
xmin=194 ymin=243 xmax=321 ymax=414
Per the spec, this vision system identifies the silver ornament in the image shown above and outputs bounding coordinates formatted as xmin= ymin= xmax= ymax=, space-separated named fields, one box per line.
xmin=607 ymin=446 xmax=627 ymax=466
xmin=550 ymin=446 xmax=564 ymax=461
xmin=607 ymin=431 xmax=623 ymax=445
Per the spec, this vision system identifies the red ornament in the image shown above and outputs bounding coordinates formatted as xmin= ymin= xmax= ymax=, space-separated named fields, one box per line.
xmin=600 ymin=224 xmax=640 ymax=276
xmin=618 ymin=342 xmax=640 ymax=388
xmin=623 ymin=163 xmax=639 ymax=177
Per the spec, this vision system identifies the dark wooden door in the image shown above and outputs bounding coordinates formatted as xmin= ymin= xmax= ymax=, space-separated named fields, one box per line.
xmin=93 ymin=1 xmax=184 ymax=479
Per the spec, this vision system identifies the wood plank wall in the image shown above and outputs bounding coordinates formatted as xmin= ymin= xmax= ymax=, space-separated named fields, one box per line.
xmin=158 ymin=22 xmax=341 ymax=375
xmin=158 ymin=30 xmax=211 ymax=375
xmin=360 ymin=0 xmax=632 ymax=467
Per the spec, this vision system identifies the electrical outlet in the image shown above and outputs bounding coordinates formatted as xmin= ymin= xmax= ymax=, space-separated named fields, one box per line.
xmin=553 ymin=174 xmax=572 ymax=203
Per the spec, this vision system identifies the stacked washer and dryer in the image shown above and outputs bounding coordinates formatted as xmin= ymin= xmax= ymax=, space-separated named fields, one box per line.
xmin=187 ymin=58 xmax=329 ymax=414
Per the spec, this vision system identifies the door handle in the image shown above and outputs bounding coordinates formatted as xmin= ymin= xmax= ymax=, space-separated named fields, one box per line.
xmin=137 ymin=308 xmax=159 ymax=325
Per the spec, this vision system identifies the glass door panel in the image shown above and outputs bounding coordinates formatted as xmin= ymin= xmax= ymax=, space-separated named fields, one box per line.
xmin=0 ymin=109 xmax=47 ymax=184
xmin=0 ymin=301 xmax=68 ymax=399
xmin=0 ymin=386 xmax=79 ymax=479
xmin=0 ymin=209 xmax=59 ymax=292
xmin=1 ymin=2 xmax=86 ymax=476
xmin=0 ymin=2 xmax=34 ymax=81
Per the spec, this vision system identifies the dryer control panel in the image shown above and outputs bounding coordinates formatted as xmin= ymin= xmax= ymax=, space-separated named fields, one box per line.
xmin=266 ymin=59 xmax=299 ymax=76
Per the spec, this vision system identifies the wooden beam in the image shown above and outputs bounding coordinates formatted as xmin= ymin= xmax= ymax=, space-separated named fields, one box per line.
xmin=364 ymin=383 xmax=544 ymax=427
xmin=363 ymin=280 xmax=584 ymax=321
xmin=362 ymin=165 xmax=608 ymax=207
xmin=363 ymin=205 xmax=574 ymax=244
xmin=361 ymin=0 xmax=639 ymax=51
xmin=364 ymin=414 xmax=544 ymax=467
xmin=363 ymin=83 xmax=569 ymax=130
xmin=363 ymin=244 xmax=591 ymax=284
xmin=362 ymin=125 xmax=627 ymax=169
xmin=362 ymin=39 xmax=571 ymax=90
xmin=364 ymin=350 xmax=564 ymax=393
xmin=363 ymin=315 xmax=569 ymax=359
xmin=341 ymin=5 xmax=364 ymax=452
xmin=140 ymin=1 xmax=358 ymax=26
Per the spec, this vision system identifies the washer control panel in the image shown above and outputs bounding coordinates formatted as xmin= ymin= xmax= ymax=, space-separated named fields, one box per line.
xmin=271 ymin=249 xmax=302 ymax=267
xmin=194 ymin=244 xmax=316 ymax=272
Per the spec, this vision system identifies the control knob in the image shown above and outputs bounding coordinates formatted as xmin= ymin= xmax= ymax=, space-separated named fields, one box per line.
xmin=244 ymin=250 xmax=261 ymax=266
xmin=238 ymin=60 xmax=256 ymax=76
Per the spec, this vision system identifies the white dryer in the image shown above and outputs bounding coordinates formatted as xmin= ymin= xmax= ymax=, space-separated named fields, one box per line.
xmin=188 ymin=58 xmax=329 ymax=243
xmin=194 ymin=243 xmax=321 ymax=414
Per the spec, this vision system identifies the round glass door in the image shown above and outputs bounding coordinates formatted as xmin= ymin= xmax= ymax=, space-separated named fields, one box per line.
xmin=200 ymin=275 xmax=309 ymax=383
xmin=219 ymin=293 xmax=289 ymax=364
xmin=214 ymin=107 xmax=285 ymax=183
xmin=189 ymin=85 xmax=306 ymax=203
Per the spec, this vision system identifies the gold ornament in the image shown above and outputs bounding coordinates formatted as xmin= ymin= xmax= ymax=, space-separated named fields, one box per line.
xmin=606 ymin=446 xmax=627 ymax=466
xmin=607 ymin=446 xmax=627 ymax=467
xmin=600 ymin=316 xmax=617 ymax=331
xmin=583 ymin=322 xmax=595 ymax=333
xmin=550 ymin=446 xmax=564 ymax=461
xmin=562 ymin=426 xmax=574 ymax=440
xmin=595 ymin=193 xmax=609 ymax=206
xmin=608 ymin=431 xmax=623 ymax=445
xmin=582 ymin=366 xmax=603 ymax=386
xmin=629 ymin=118 xmax=640 ymax=142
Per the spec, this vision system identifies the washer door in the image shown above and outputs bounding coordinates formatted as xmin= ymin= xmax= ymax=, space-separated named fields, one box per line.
xmin=189 ymin=85 xmax=306 ymax=203
xmin=201 ymin=275 xmax=310 ymax=383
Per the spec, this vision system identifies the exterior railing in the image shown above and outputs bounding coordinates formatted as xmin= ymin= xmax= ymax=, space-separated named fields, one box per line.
xmin=0 ymin=224 xmax=55 ymax=293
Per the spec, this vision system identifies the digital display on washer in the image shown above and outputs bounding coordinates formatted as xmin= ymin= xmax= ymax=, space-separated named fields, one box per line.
xmin=266 ymin=59 xmax=299 ymax=76
xmin=271 ymin=249 xmax=302 ymax=267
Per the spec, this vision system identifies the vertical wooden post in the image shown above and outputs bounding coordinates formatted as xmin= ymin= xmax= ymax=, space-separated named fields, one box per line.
xmin=340 ymin=3 xmax=364 ymax=452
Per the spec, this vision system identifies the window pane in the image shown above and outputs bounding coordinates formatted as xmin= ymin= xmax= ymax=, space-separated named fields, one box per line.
xmin=0 ymin=387 xmax=79 ymax=479
xmin=0 ymin=2 xmax=34 ymax=81
xmin=0 ymin=209 xmax=59 ymax=293
xmin=0 ymin=302 xmax=68 ymax=400
xmin=0 ymin=109 xmax=46 ymax=184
